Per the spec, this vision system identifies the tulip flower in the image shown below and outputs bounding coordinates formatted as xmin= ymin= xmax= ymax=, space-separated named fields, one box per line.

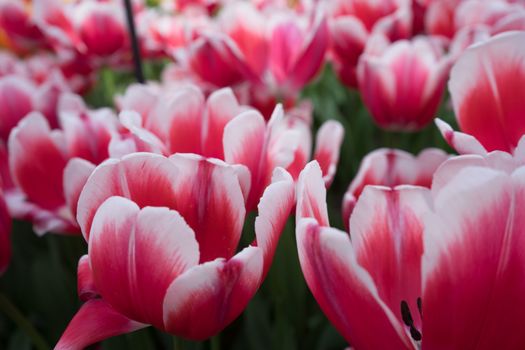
xmin=357 ymin=34 xmax=451 ymax=130
xmin=448 ymin=31 xmax=525 ymax=153
xmin=7 ymin=94 xmax=117 ymax=234
xmin=55 ymin=152 xmax=295 ymax=349
xmin=296 ymin=159 xmax=525 ymax=349
xmin=0 ymin=188 xmax=11 ymax=275
xmin=342 ymin=148 xmax=448 ymax=228
xmin=113 ymin=85 xmax=344 ymax=209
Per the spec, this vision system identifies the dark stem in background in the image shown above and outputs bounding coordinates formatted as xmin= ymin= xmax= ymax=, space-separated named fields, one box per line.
xmin=123 ymin=0 xmax=145 ymax=83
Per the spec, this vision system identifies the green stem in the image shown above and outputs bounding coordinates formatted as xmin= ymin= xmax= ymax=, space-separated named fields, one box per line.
xmin=0 ymin=293 xmax=49 ymax=350
xmin=172 ymin=335 xmax=182 ymax=350
xmin=210 ymin=335 xmax=221 ymax=350
xmin=101 ymin=67 xmax=116 ymax=107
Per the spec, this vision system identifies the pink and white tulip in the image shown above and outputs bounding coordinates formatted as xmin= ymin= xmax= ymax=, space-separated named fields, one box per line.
xmin=357 ymin=34 xmax=451 ymax=130
xmin=342 ymin=148 xmax=448 ymax=228
xmin=7 ymin=94 xmax=117 ymax=234
xmin=448 ymin=31 xmax=525 ymax=153
xmin=55 ymin=152 xmax=295 ymax=348
xmin=113 ymin=85 xmax=344 ymax=209
xmin=296 ymin=159 xmax=525 ymax=349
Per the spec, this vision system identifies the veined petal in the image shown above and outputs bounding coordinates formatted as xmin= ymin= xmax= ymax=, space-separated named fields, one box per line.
xmin=313 ymin=120 xmax=344 ymax=187
xmin=296 ymin=161 xmax=329 ymax=226
xmin=296 ymin=218 xmax=414 ymax=349
xmin=54 ymin=299 xmax=146 ymax=350
xmin=254 ymin=167 xmax=295 ymax=278
xmin=448 ymin=31 xmax=525 ymax=153
xmin=422 ymin=166 xmax=525 ymax=349
xmin=77 ymin=254 xmax=97 ymax=301
xmin=169 ymin=154 xmax=246 ymax=262
xmin=351 ymin=185 xmax=431 ymax=331
xmin=89 ymin=196 xmax=199 ymax=328
xmin=163 ymin=246 xmax=263 ymax=340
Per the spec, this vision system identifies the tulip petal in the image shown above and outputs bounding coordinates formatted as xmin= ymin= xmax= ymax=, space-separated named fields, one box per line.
xmin=77 ymin=255 xmax=97 ymax=301
xmin=435 ymin=118 xmax=487 ymax=155
xmin=163 ymin=246 xmax=263 ymax=340
xmin=54 ymin=299 xmax=146 ymax=350
xmin=422 ymin=166 xmax=525 ymax=349
xmin=223 ymin=110 xmax=267 ymax=209
xmin=169 ymin=154 xmax=246 ymax=262
xmin=351 ymin=185 xmax=431 ymax=331
xmin=77 ymin=153 xmax=180 ymax=239
xmin=202 ymin=88 xmax=242 ymax=159
xmin=448 ymin=31 xmax=525 ymax=153
xmin=313 ymin=120 xmax=344 ymax=187
xmin=296 ymin=161 xmax=329 ymax=226
xmin=296 ymin=218 xmax=413 ymax=349
xmin=63 ymin=158 xmax=95 ymax=222
xmin=8 ymin=112 xmax=68 ymax=210
xmin=254 ymin=167 xmax=295 ymax=277
xmin=89 ymin=196 xmax=199 ymax=327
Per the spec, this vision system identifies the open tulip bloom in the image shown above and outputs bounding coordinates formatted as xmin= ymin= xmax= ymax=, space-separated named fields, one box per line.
xmin=55 ymin=153 xmax=295 ymax=349
xmin=296 ymin=160 xmax=525 ymax=349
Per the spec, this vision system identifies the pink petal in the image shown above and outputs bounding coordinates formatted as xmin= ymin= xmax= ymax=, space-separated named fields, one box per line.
xmin=313 ymin=120 xmax=344 ymax=187
xmin=350 ymin=185 xmax=431 ymax=331
xmin=169 ymin=154 xmax=246 ymax=263
xmin=296 ymin=161 xmax=330 ymax=226
xmin=288 ymin=16 xmax=329 ymax=91
xmin=202 ymin=88 xmax=242 ymax=159
xmin=422 ymin=166 xmax=525 ymax=349
xmin=89 ymin=196 xmax=199 ymax=328
xmin=435 ymin=118 xmax=487 ymax=155
xmin=223 ymin=110 xmax=267 ymax=210
xmin=77 ymin=254 xmax=98 ymax=301
xmin=296 ymin=218 xmax=413 ymax=349
xmin=63 ymin=158 xmax=95 ymax=222
xmin=147 ymin=86 xmax=205 ymax=154
xmin=163 ymin=246 xmax=263 ymax=340
xmin=77 ymin=153 xmax=180 ymax=239
xmin=54 ymin=299 xmax=146 ymax=350
xmin=448 ymin=31 xmax=525 ymax=153
xmin=0 ymin=191 xmax=11 ymax=275
xmin=0 ymin=76 xmax=35 ymax=141
xmin=8 ymin=113 xmax=68 ymax=211
xmin=269 ymin=20 xmax=305 ymax=85
xmin=254 ymin=168 xmax=295 ymax=278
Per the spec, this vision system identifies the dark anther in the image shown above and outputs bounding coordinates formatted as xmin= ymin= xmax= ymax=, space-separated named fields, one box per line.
xmin=400 ymin=300 xmax=414 ymax=327
xmin=417 ymin=297 xmax=422 ymax=317
xmin=410 ymin=327 xmax=422 ymax=341
xmin=401 ymin=299 xmax=423 ymax=342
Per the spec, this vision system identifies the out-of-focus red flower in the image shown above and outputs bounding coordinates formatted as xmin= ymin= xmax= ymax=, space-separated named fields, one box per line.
xmin=448 ymin=31 xmax=525 ymax=153
xmin=341 ymin=148 xmax=448 ymax=229
xmin=114 ymin=84 xmax=344 ymax=210
xmin=54 ymin=153 xmax=295 ymax=348
xmin=295 ymin=159 xmax=525 ymax=349
xmin=7 ymin=94 xmax=117 ymax=234
xmin=357 ymin=34 xmax=450 ymax=130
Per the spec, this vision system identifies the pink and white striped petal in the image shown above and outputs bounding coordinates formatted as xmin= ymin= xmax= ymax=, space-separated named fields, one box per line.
xmin=422 ymin=166 xmax=525 ymax=349
xmin=89 ymin=196 xmax=199 ymax=328
xmin=313 ymin=120 xmax=344 ymax=187
xmin=77 ymin=153 xmax=180 ymax=239
xmin=350 ymin=185 xmax=431 ymax=331
xmin=77 ymin=254 xmax=97 ymax=301
xmin=296 ymin=218 xmax=414 ymax=349
xmin=54 ymin=299 xmax=146 ymax=350
xmin=448 ymin=31 xmax=525 ymax=153
xmin=254 ymin=167 xmax=295 ymax=278
xmin=169 ymin=154 xmax=246 ymax=262
xmin=296 ymin=161 xmax=330 ymax=227
xmin=63 ymin=158 xmax=95 ymax=222
xmin=163 ymin=246 xmax=263 ymax=340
